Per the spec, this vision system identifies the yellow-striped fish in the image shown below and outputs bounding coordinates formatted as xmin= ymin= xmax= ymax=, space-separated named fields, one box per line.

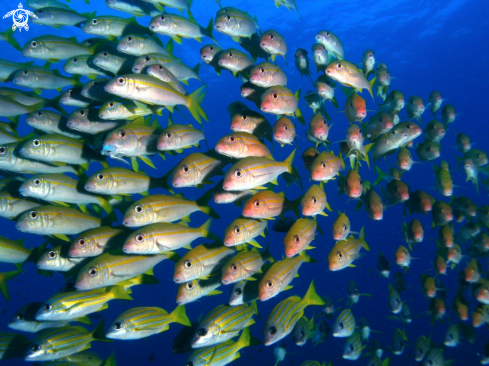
xmin=173 ymin=242 xmax=235 ymax=283
xmin=75 ymin=250 xmax=172 ymax=290
xmin=259 ymin=252 xmax=315 ymax=301
xmin=0 ymin=235 xmax=31 ymax=264
xmin=222 ymin=149 xmax=296 ymax=191
xmin=191 ymin=303 xmax=257 ymax=348
xmin=172 ymin=152 xmax=226 ymax=188
xmin=215 ymin=132 xmax=271 ymax=159
xmin=69 ymin=227 xmax=128 ymax=258
xmin=223 ymin=218 xmax=267 ymax=247
xmin=221 ymin=245 xmax=273 ymax=285
xmin=283 ymin=217 xmax=317 ymax=257
xmin=333 ymin=309 xmax=356 ymax=337
xmin=157 ymin=123 xmax=205 ymax=152
xmin=8 ymin=302 xmax=71 ymax=333
xmin=16 ymin=205 xmax=101 ymax=238
xmin=36 ymin=286 xmax=133 ymax=322
xmin=186 ymin=327 xmax=260 ymax=366
xmin=0 ymin=190 xmax=41 ymax=220
xmin=123 ymin=189 xmax=219 ymax=227
xmin=242 ymin=190 xmax=301 ymax=220
xmin=328 ymin=227 xmax=369 ymax=271
xmin=310 ymin=151 xmax=344 ymax=182
xmin=101 ymin=122 xmax=159 ymax=159
xmin=106 ymin=305 xmax=191 ymax=340
xmin=24 ymin=320 xmax=110 ymax=361
xmin=176 ymin=275 xmax=223 ymax=305
xmin=123 ymin=219 xmax=216 ymax=254
xmin=300 ymin=182 xmax=332 ymax=217
xmin=36 ymin=245 xmax=87 ymax=272
xmin=22 ymin=35 xmax=96 ymax=61
xmin=263 ymin=281 xmax=325 ymax=345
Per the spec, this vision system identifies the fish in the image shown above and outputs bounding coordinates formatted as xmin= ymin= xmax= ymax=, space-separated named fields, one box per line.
xmin=394 ymin=245 xmax=411 ymax=268
xmin=214 ymin=7 xmax=259 ymax=40
xmin=293 ymin=316 xmax=314 ymax=346
xmin=283 ymin=217 xmax=317 ymax=257
xmin=106 ymin=0 xmax=161 ymax=17
xmin=69 ymin=227 xmax=128 ymax=258
xmin=328 ymin=228 xmax=369 ymax=271
xmin=260 ymin=86 xmax=298 ymax=116
xmin=345 ymin=94 xmax=367 ymax=122
xmin=172 ymin=152 xmax=226 ymax=188
xmin=441 ymin=104 xmax=456 ymax=124
xmin=173 ymin=242 xmax=235 ymax=283
xmin=343 ymin=333 xmax=364 ymax=360
xmin=332 ymin=309 xmax=355 ymax=337
xmin=301 ymin=147 xmax=320 ymax=171
xmin=391 ymin=328 xmax=407 ymax=355
xmin=36 ymin=245 xmax=89 ymax=272
xmin=376 ymin=252 xmax=391 ymax=278
xmin=222 ymin=149 xmax=296 ymax=191
xmin=22 ymin=35 xmax=96 ymax=62
xmin=176 ymin=275 xmax=223 ymax=305
xmin=250 ymin=62 xmax=287 ymax=88
xmin=339 ymin=169 xmax=363 ymax=199
xmin=106 ymin=305 xmax=191 ymax=340
xmin=363 ymin=112 xmax=394 ymax=140
xmin=191 ymin=303 xmax=256 ymax=348
xmin=428 ymin=90 xmax=443 ymax=114
xmin=444 ymin=324 xmax=460 ymax=347
xmin=362 ymin=50 xmax=375 ymax=77
xmin=388 ymin=284 xmax=402 ymax=314
xmin=75 ymin=251 xmax=171 ymax=290
xmin=118 ymin=34 xmax=171 ymax=57
xmin=13 ymin=66 xmax=82 ymax=93
xmin=263 ymin=281 xmax=325 ymax=346
xmin=242 ymin=190 xmax=300 ymax=220
xmin=223 ymin=218 xmax=267 ymax=248
xmin=122 ymin=219 xmax=215 ymax=254
xmin=325 ymin=60 xmax=374 ymax=99
xmin=8 ymin=302 xmax=70 ymax=333
xmin=294 ymin=48 xmax=312 ymax=80
xmin=0 ymin=236 xmax=32 ymax=265
xmin=23 ymin=320 xmax=110 ymax=361
xmin=382 ymin=179 xmax=409 ymax=205
xmin=312 ymin=43 xmax=328 ymax=72
xmin=403 ymin=219 xmax=424 ymax=250
xmin=301 ymin=182 xmax=332 ymax=217
xmin=26 ymin=110 xmax=82 ymax=139
xmin=316 ymin=30 xmax=344 ymax=60
xmin=310 ymin=151 xmax=344 ymax=181
xmin=230 ymin=109 xmax=273 ymax=142
xmin=332 ymin=211 xmax=351 ymax=241
xmin=215 ymin=132 xmax=271 ymax=159
xmin=149 ymin=13 xmax=218 ymax=44
xmin=221 ymin=245 xmax=273 ymax=285
xmin=273 ymin=116 xmax=296 ymax=146
xmin=259 ymin=30 xmax=287 ymax=63
xmin=432 ymin=200 xmax=453 ymax=228
xmin=0 ymin=331 xmax=32 ymax=360
xmin=308 ymin=113 xmax=332 ymax=145
xmin=83 ymin=15 xmax=150 ymax=38
xmin=357 ymin=183 xmax=383 ymax=220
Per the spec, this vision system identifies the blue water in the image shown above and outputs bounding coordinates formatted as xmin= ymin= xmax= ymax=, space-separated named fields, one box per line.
xmin=0 ymin=0 xmax=488 ymax=365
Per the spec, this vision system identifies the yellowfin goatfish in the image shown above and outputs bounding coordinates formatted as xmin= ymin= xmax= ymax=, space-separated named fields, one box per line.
xmin=123 ymin=190 xmax=219 ymax=227
xmin=149 ymin=13 xmax=218 ymax=44
xmin=310 ymin=151 xmax=344 ymax=181
xmin=325 ymin=60 xmax=374 ymax=99
xmin=301 ymin=182 xmax=332 ymax=217
xmin=122 ymin=219 xmax=215 ymax=254
xmin=67 ymin=107 xmax=125 ymax=135
xmin=23 ymin=320 xmax=110 ymax=361
xmin=117 ymin=34 xmax=171 ymax=57
xmin=258 ymin=252 xmax=315 ymax=301
xmin=0 ymin=190 xmax=41 ymax=219
xmin=157 ymin=123 xmax=205 ymax=152
xmin=69 ymin=227 xmax=128 ymax=258
xmin=214 ymin=7 xmax=260 ymax=41
xmin=328 ymin=227 xmax=369 ymax=271
xmin=35 ymin=286 xmax=132 ymax=322
xmin=242 ymin=190 xmax=300 ymax=220
xmin=176 ymin=275 xmax=223 ymax=305
xmin=191 ymin=303 xmax=256 ymax=348
xmin=215 ymin=132 xmax=271 ymax=159
xmin=75 ymin=250 xmax=171 ymax=290
xmin=283 ymin=217 xmax=317 ymax=258
xmin=173 ymin=242 xmax=235 ymax=283
xmin=250 ymin=62 xmax=287 ymax=88
xmin=82 ymin=16 xmax=150 ymax=38
xmin=223 ymin=218 xmax=267 ymax=247
xmin=106 ymin=305 xmax=191 ymax=340
xmin=273 ymin=116 xmax=296 ymax=146
xmin=316 ymin=30 xmax=344 ymax=60
xmin=222 ymin=149 xmax=296 ymax=191
xmin=259 ymin=30 xmax=287 ymax=63
xmin=16 ymin=205 xmax=101 ymax=237
xmin=26 ymin=110 xmax=83 ymax=139
xmin=263 ymin=281 xmax=325 ymax=345
xmin=221 ymin=245 xmax=273 ymax=285
xmin=13 ymin=66 xmax=82 ymax=93
xmin=260 ymin=86 xmax=298 ymax=115
xmin=22 ymin=35 xmax=96 ymax=62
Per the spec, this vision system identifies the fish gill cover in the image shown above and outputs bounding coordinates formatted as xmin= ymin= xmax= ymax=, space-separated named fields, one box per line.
xmin=0 ymin=0 xmax=487 ymax=365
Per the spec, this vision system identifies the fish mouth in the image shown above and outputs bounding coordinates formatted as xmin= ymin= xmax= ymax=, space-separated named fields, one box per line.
xmin=122 ymin=220 xmax=135 ymax=227
xmin=173 ymin=276 xmax=185 ymax=284
xmin=18 ymin=188 xmax=27 ymax=196
xmin=101 ymin=145 xmax=116 ymax=156
xmin=84 ymin=184 xmax=94 ymax=191
xmin=221 ymin=278 xmax=230 ymax=285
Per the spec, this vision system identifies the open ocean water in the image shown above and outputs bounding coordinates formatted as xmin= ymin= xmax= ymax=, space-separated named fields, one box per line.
xmin=0 ymin=0 xmax=489 ymax=365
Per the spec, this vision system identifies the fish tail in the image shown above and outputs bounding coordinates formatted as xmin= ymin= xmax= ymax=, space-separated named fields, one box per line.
xmin=1 ymin=28 xmax=21 ymax=51
xmin=263 ymin=241 xmax=275 ymax=263
xmin=284 ymin=148 xmax=297 ymax=174
xmin=186 ymin=86 xmax=208 ymax=124
xmin=373 ymin=165 xmax=386 ymax=186
xmin=97 ymin=197 xmax=117 ymax=224
xmin=205 ymin=17 xmax=220 ymax=46
xmin=109 ymin=285 xmax=133 ymax=301
xmin=197 ymin=188 xmax=220 ymax=219
xmin=0 ymin=270 xmax=22 ymax=301
xmin=102 ymin=353 xmax=117 ymax=366
xmin=92 ymin=319 xmax=112 ymax=342
xmin=75 ymin=315 xmax=92 ymax=325
xmin=170 ymin=305 xmax=192 ymax=326
xmin=303 ymin=280 xmax=326 ymax=306
xmin=236 ymin=327 xmax=261 ymax=349
xmin=200 ymin=218 xmax=218 ymax=240
xmin=46 ymin=94 xmax=68 ymax=115
xmin=299 ymin=251 xmax=317 ymax=263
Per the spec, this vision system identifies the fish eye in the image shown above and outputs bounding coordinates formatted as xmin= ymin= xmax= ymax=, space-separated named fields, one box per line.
xmin=31 ymin=344 xmax=40 ymax=352
xmin=186 ymin=282 xmax=194 ymax=289
xmin=97 ymin=173 xmax=105 ymax=181
xmin=93 ymin=81 xmax=98 ymax=85
xmin=38 ymin=10 xmax=43 ymax=14
xmin=44 ymin=304 xmax=52 ymax=311
xmin=321 ymin=162 xmax=326 ymax=168
xmin=254 ymin=200 xmax=260 ymax=207
xmin=88 ymin=267 xmax=98 ymax=277
xmin=114 ymin=322 xmax=122 ymax=330
xmin=269 ymin=326 xmax=277 ymax=334
xmin=160 ymin=15 xmax=165 ymax=20
xmin=73 ymin=58 xmax=78 ymax=63
xmin=260 ymin=67 xmax=264 ymax=73
xmin=349 ymin=345 xmax=354 ymax=351
xmin=145 ymin=56 xmax=151 ymax=62
xmin=272 ymin=92 xmax=278 ymax=99
xmin=242 ymin=114 xmax=248 ymax=120
xmin=135 ymin=205 xmax=143 ymax=213
xmin=165 ymin=132 xmax=172 ymax=139
xmin=117 ymin=77 xmax=125 ymax=85
xmin=103 ymin=52 xmax=108 ymax=57
xmin=270 ymin=34 xmax=274 ymax=40
xmin=16 ymin=312 xmax=24 ymax=320
xmin=229 ymin=135 xmax=236 ymax=142
xmin=294 ymin=235 xmax=300 ymax=243
xmin=29 ymin=211 xmax=38 ymax=219
xmin=33 ymin=178 xmax=41 ymax=185
xmin=337 ymin=252 xmax=343 ymax=258
xmin=136 ymin=234 xmax=144 ymax=242
xmin=231 ymin=264 xmax=238 ymax=272
xmin=235 ymin=288 xmax=242 ymax=295
xmin=350 ymin=102 xmax=353 ymax=107
xmin=92 ymin=19 xmax=98 ymax=24
xmin=187 ymin=362 xmax=194 ymax=366
xmin=119 ymin=130 xmax=127 ymax=138
xmin=184 ymin=260 xmax=193 ymax=269
xmin=234 ymin=169 xmax=242 ymax=178
xmin=198 ymin=328 xmax=208 ymax=336
xmin=127 ymin=36 xmax=132 ymax=42
xmin=339 ymin=322 xmax=344 ymax=329
xmin=284 ymin=125 xmax=288 ymax=130
xmin=266 ymin=281 xmax=274 ymax=288
xmin=337 ymin=63 xmax=341 ymax=68
xmin=108 ymin=102 xmax=115 ymax=107
xmin=37 ymin=111 xmax=42 ymax=116
xmin=343 ymin=224 xmax=347 ymax=230
xmin=158 ymin=65 xmax=163 ymax=70
xmin=78 ymin=239 xmax=86 ymax=246
xmin=226 ymin=14 xmax=231 ymax=21
xmin=23 ymin=70 xmax=28 ymax=75
xmin=182 ymin=165 xmax=190 ymax=174
xmin=79 ymin=110 xmax=85 ymax=116
xmin=210 ymin=46 xmax=214 ymax=51
xmin=31 ymin=41 xmax=37 ymax=48
xmin=33 ymin=139 xmax=40 ymax=146
xmin=228 ymin=52 xmax=233 ymax=57
xmin=48 ymin=251 xmax=57 ymax=259
xmin=234 ymin=226 xmax=241 ymax=235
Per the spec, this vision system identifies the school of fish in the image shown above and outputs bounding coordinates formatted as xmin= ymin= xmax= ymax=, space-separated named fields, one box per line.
xmin=0 ymin=0 xmax=487 ymax=365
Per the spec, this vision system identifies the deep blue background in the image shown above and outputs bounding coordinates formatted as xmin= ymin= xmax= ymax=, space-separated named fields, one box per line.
xmin=1 ymin=0 xmax=488 ymax=365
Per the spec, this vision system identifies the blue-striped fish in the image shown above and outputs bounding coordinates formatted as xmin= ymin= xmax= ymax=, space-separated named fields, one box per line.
xmin=191 ymin=303 xmax=256 ymax=348
xmin=333 ymin=309 xmax=356 ymax=338
xmin=342 ymin=332 xmax=364 ymax=360
xmin=106 ymin=305 xmax=191 ymax=340
xmin=186 ymin=327 xmax=260 ymax=366
xmin=23 ymin=320 xmax=110 ymax=361
xmin=263 ymin=281 xmax=325 ymax=345
xmin=36 ymin=286 xmax=133 ymax=322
